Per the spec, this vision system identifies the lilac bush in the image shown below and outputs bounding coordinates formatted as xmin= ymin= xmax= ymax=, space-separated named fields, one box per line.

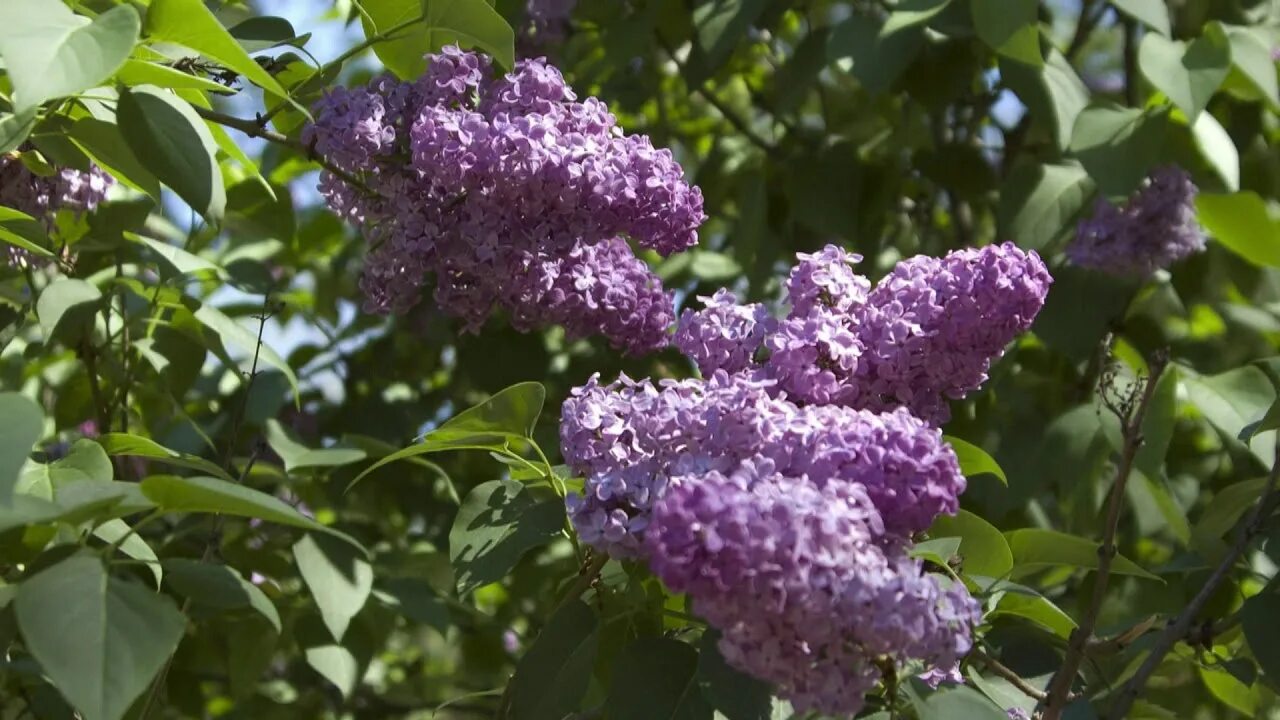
xmin=1067 ymin=166 xmax=1205 ymax=277
xmin=306 ymin=46 xmax=704 ymax=353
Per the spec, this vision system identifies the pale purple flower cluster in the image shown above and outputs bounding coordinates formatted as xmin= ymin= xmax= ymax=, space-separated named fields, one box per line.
xmin=560 ymin=242 xmax=1054 ymax=711
xmin=1067 ymin=166 xmax=1205 ymax=277
xmin=1 ymin=150 xmax=113 ymax=267
xmin=307 ymin=46 xmax=704 ymax=353
xmin=675 ymin=242 xmax=1052 ymax=424
xmin=560 ymin=369 xmax=976 ymax=714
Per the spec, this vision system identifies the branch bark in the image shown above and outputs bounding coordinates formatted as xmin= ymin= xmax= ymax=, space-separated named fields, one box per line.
xmin=1107 ymin=437 xmax=1280 ymax=719
xmin=1040 ymin=354 xmax=1168 ymax=719
xmin=189 ymin=106 xmax=373 ymax=194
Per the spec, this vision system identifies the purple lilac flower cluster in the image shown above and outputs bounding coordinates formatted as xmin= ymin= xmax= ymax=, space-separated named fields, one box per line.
xmin=306 ymin=46 xmax=704 ymax=353
xmin=560 ymin=243 xmax=1051 ymax=713
xmin=675 ymin=242 xmax=1052 ymax=424
xmin=1067 ymin=166 xmax=1205 ymax=277
xmin=1 ymin=149 xmax=113 ymax=265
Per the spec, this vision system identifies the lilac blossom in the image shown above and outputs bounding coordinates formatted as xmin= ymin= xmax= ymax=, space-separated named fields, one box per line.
xmin=671 ymin=242 xmax=1051 ymax=423
xmin=644 ymin=463 xmax=979 ymax=716
xmin=308 ymin=47 xmax=704 ymax=353
xmin=1067 ymin=166 xmax=1205 ymax=277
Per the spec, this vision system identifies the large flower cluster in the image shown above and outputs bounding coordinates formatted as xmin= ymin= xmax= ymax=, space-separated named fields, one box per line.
xmin=1067 ymin=166 xmax=1205 ymax=277
xmin=561 ymin=243 xmax=1051 ymax=713
xmin=674 ymin=242 xmax=1052 ymax=424
xmin=307 ymin=46 xmax=704 ymax=353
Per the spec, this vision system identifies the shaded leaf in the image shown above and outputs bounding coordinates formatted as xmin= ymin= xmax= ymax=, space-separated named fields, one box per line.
xmin=97 ymin=433 xmax=232 ymax=482
xmin=0 ymin=393 xmax=43 ymax=503
xmin=508 ymin=599 xmax=598 ymax=720
xmin=15 ymin=555 xmax=185 ymax=720
xmin=0 ymin=2 xmax=139 ymax=112
xmin=117 ymin=86 xmax=225 ymax=222
xmin=449 ymin=479 xmax=564 ymax=596
xmin=266 ymin=420 xmax=367 ymax=473
xmin=293 ymin=533 xmax=373 ymax=641
xmin=1005 ymin=528 xmax=1160 ymax=580
xmin=1138 ymin=26 xmax=1231 ymax=121
xmin=606 ymin=637 xmax=712 ymax=720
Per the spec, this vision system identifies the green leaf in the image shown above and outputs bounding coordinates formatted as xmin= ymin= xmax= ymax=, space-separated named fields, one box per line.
xmin=884 ymin=0 xmax=953 ymax=35
xmin=97 ymin=433 xmax=233 ymax=482
xmin=696 ymin=629 xmax=774 ymax=720
xmin=1126 ymin=469 xmax=1191 ymax=546
xmin=1138 ymin=25 xmax=1231 ymax=121
xmin=508 ymin=599 xmax=598 ymax=720
xmin=689 ymin=251 xmax=743 ymax=282
xmin=1005 ymin=529 xmax=1160 ymax=581
xmin=1242 ymin=397 xmax=1280 ymax=440
xmin=0 ymin=207 xmax=55 ymax=258
xmin=998 ymin=162 xmax=1094 ymax=251
xmin=117 ymin=86 xmax=225 ymax=222
xmin=1001 ymin=48 xmax=1089 ymax=150
xmin=359 ymin=0 xmax=515 ymax=80
xmin=144 ymin=0 xmax=287 ymax=96
xmin=1192 ymin=476 xmax=1269 ymax=547
xmin=1196 ymin=192 xmax=1280 ymax=268
xmin=945 ymin=436 xmax=1007 ymax=485
xmin=606 ymin=638 xmax=712 ymax=720
xmin=161 ymin=558 xmax=279 ymax=631
xmin=0 ymin=2 xmax=140 ymax=112
xmin=970 ymin=0 xmax=1041 ymax=68
xmin=1224 ymin=26 xmax=1279 ymax=109
xmin=1191 ymin=110 xmax=1240 ymax=195
xmin=0 ymin=393 xmax=43 ymax=503
xmin=913 ymin=685 xmax=1008 ymax=720
xmin=1069 ymin=104 xmax=1170 ymax=198
xmin=266 ymin=420 xmax=367 ymax=473
xmin=293 ymin=533 xmax=373 ymax=642
xmin=0 ymin=108 xmax=38 ymax=153
xmin=26 ymin=440 xmax=113 ymax=489
xmin=139 ymin=475 xmax=365 ymax=552
xmin=1182 ymin=366 xmax=1277 ymax=466
xmin=68 ymin=117 xmax=162 ymax=199
xmin=986 ymin=581 xmax=1077 ymax=638
xmin=1136 ymin=366 xmax=1179 ymax=478
xmin=379 ymin=578 xmax=450 ymax=635
xmin=0 ymin=495 xmax=64 ymax=534
xmin=423 ymin=0 xmax=516 ymax=70
xmin=449 ymin=479 xmax=564 ymax=596
xmin=15 ymin=555 xmax=186 ymax=720
xmin=929 ymin=509 xmax=1014 ymax=578
xmin=37 ymin=278 xmax=102 ymax=342
xmin=93 ymin=519 xmax=161 ymax=588
xmin=828 ymin=13 xmax=924 ymax=95
xmin=228 ymin=16 xmax=305 ymax=53
xmin=688 ymin=0 xmax=768 ymax=84
xmin=114 ymin=59 xmax=233 ymax=94
xmin=127 ymin=232 xmax=223 ymax=278
xmin=304 ymin=644 xmax=361 ymax=698
xmin=1111 ymin=0 xmax=1171 ymax=36
xmin=1242 ymin=591 xmax=1280 ymax=683
xmin=1200 ymin=662 xmax=1262 ymax=716
xmin=190 ymin=299 xmax=299 ymax=401
xmin=350 ymin=382 xmax=545 ymax=488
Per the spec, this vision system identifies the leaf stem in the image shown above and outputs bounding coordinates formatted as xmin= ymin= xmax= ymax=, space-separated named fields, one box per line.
xmin=1040 ymin=352 xmax=1168 ymax=719
xmin=970 ymin=647 xmax=1047 ymax=702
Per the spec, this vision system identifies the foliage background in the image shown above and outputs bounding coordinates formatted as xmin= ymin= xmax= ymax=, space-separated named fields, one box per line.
xmin=1 ymin=0 xmax=1280 ymax=718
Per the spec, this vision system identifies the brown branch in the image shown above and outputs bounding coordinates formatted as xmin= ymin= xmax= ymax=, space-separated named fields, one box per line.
xmin=189 ymin=106 xmax=373 ymax=195
xmin=1107 ymin=438 xmax=1280 ymax=719
xmin=1064 ymin=0 xmax=1102 ymax=62
xmin=1122 ymin=19 xmax=1139 ymax=107
xmin=556 ymin=553 xmax=608 ymax=612
xmin=971 ymin=647 xmax=1047 ymax=702
xmin=1041 ymin=353 xmax=1168 ymax=719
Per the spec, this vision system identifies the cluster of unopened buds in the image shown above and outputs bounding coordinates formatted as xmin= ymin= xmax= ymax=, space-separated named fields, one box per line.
xmin=562 ymin=242 xmax=1052 ymax=714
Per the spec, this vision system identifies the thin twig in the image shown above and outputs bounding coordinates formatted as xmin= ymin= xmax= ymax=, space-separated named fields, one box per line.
xmin=1122 ymin=19 xmax=1139 ymax=107
xmin=654 ymin=36 xmax=780 ymax=156
xmin=189 ymin=106 xmax=373 ymax=194
xmin=556 ymin=553 xmax=608 ymax=612
xmin=1041 ymin=353 xmax=1168 ymax=719
xmin=1107 ymin=436 xmax=1280 ymax=719
xmin=139 ymin=296 xmax=273 ymax=719
xmin=1064 ymin=0 xmax=1102 ymax=61
xmin=257 ymin=12 xmax=426 ymax=126
xmin=970 ymin=647 xmax=1047 ymax=701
